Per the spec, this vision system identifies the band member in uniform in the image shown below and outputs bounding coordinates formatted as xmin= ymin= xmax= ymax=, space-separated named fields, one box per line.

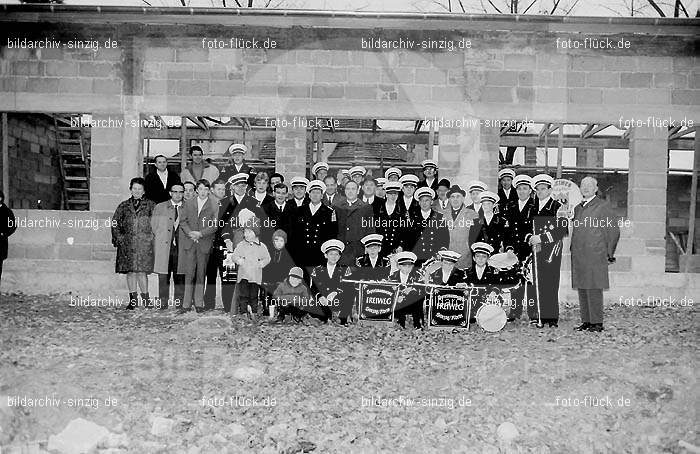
xmin=336 ymin=180 xmax=375 ymax=266
xmin=219 ymin=143 xmax=255 ymax=190
xmin=468 ymin=191 xmax=512 ymax=254
xmin=429 ymin=250 xmax=467 ymax=286
xmin=505 ymin=174 xmax=536 ymax=321
xmin=349 ymin=166 xmax=367 ymax=187
xmin=398 ymin=174 xmax=420 ymax=217
xmin=387 ymin=251 xmax=425 ymax=329
xmin=290 ymin=180 xmax=338 ymax=271
xmin=444 ymin=184 xmax=478 ymax=270
xmin=417 ymin=159 xmax=439 ymax=193
xmin=432 ymin=178 xmax=451 ymax=214
xmin=412 ymin=187 xmax=450 ymax=267
xmin=526 ymin=174 xmax=568 ymax=327
xmin=310 ymin=239 xmax=353 ymax=325
xmin=312 ymin=162 xmax=329 ymax=182
xmin=354 ymin=234 xmax=391 ymax=281
xmin=289 ymin=177 xmax=310 ymax=208
xmin=497 ymin=168 xmax=518 ymax=214
xmin=571 ymin=176 xmax=620 ymax=332
xmin=322 ymin=175 xmax=345 ymax=207
xmin=464 ymin=242 xmax=501 ymax=320
xmin=375 ymin=178 xmax=387 ymax=200
xmin=385 ymin=167 xmax=402 ymax=182
xmin=465 ymin=180 xmax=487 ymax=216
xmin=375 ymin=181 xmax=409 ymax=258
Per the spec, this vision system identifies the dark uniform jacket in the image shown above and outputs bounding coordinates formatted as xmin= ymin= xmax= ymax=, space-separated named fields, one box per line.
xmin=417 ymin=178 xmax=439 ymax=193
xmin=220 ymin=162 xmax=256 ymax=191
xmin=336 ymin=199 xmax=375 ymax=266
xmin=504 ymin=198 xmax=536 ymax=262
xmin=464 ymin=264 xmax=502 ymax=286
xmin=375 ymin=202 xmax=410 ymax=257
xmin=468 ymin=213 xmax=511 ymax=254
xmin=144 ymin=169 xmax=181 ymax=204
xmin=353 ymin=254 xmax=391 ymax=281
xmin=497 ymin=187 xmax=518 ymax=214
xmin=465 ymin=203 xmax=485 ymax=217
xmin=323 ymin=192 xmax=345 ymax=208
xmin=386 ymin=268 xmax=425 ymax=312
xmin=309 ymin=263 xmax=353 ymax=317
xmin=430 ymin=266 xmax=467 ymax=286
xmin=289 ymin=203 xmax=338 ymax=267
xmin=411 ymin=210 xmax=450 ymax=262
xmin=219 ymin=194 xmax=267 ymax=248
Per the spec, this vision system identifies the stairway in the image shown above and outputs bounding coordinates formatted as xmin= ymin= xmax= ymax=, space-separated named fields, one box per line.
xmin=53 ymin=115 xmax=90 ymax=210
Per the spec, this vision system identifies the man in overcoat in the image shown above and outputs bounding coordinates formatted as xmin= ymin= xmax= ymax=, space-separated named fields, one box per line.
xmin=571 ymin=177 xmax=620 ymax=332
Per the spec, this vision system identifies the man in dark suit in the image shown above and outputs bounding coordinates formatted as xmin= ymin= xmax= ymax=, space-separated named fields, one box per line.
xmin=336 ymin=180 xmax=375 ymax=266
xmin=177 ymin=179 xmax=219 ymax=313
xmin=0 ymin=190 xmax=17 ymax=287
xmin=571 ymin=176 xmax=620 ymax=332
xmin=144 ymin=155 xmax=181 ymax=204
xmin=262 ymin=183 xmax=295 ymax=245
xmin=322 ymin=175 xmax=345 ymax=207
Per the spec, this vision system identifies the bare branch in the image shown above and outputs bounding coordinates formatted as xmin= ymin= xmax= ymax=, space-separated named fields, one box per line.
xmin=565 ymin=0 xmax=581 ymax=14
xmin=521 ymin=0 xmax=537 ymax=13
xmin=550 ymin=0 xmax=562 ymax=14
xmin=457 ymin=0 xmax=466 ymax=12
xmin=646 ymin=0 xmax=666 ymax=15
xmin=486 ymin=0 xmax=503 ymax=13
xmin=141 ymin=0 xmax=152 ymax=6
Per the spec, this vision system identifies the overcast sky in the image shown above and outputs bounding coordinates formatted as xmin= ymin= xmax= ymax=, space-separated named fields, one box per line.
xmin=1 ymin=0 xmax=697 ymax=17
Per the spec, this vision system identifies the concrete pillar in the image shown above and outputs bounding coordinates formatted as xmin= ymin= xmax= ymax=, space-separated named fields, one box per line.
xmin=439 ymin=124 xmax=498 ymax=191
xmin=90 ymin=114 xmax=128 ymax=212
xmin=274 ymin=116 xmax=307 ymax=177
xmin=576 ymin=146 xmax=604 ymax=169
xmin=627 ymin=126 xmax=668 ymax=273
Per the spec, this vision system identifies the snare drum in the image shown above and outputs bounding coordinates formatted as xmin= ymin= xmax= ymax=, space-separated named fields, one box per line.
xmin=475 ymin=304 xmax=507 ymax=332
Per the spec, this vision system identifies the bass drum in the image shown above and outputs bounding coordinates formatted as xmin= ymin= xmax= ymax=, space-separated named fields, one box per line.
xmin=475 ymin=304 xmax=507 ymax=332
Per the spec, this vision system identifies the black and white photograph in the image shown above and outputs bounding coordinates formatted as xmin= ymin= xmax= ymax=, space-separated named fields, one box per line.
xmin=0 ymin=0 xmax=698 ymax=452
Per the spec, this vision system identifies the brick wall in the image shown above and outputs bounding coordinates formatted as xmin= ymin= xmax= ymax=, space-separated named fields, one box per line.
xmin=1 ymin=113 xmax=62 ymax=209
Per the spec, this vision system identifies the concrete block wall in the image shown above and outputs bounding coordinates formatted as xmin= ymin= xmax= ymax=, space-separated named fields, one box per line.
xmin=2 ymin=113 xmax=61 ymax=209
xmin=0 ymin=14 xmax=698 ymax=298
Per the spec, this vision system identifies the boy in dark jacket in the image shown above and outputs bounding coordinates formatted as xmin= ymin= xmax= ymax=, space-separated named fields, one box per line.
xmin=271 ymin=267 xmax=313 ymax=323
xmin=262 ymin=229 xmax=295 ymax=315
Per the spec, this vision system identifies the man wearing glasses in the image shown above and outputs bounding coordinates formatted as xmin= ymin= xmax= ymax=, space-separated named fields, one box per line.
xmin=151 ymin=183 xmax=186 ymax=309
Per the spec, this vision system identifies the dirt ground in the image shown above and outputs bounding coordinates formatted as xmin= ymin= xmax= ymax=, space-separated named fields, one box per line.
xmin=0 ymin=291 xmax=697 ymax=454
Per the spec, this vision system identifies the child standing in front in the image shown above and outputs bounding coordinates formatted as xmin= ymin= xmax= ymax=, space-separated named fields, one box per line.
xmin=232 ymin=226 xmax=271 ymax=320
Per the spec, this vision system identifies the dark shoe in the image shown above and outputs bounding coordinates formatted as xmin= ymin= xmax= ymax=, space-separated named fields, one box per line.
xmin=195 ymin=307 xmax=205 ymax=314
xmin=177 ymin=307 xmax=190 ymax=315
xmin=126 ymin=292 xmax=137 ymax=310
xmin=339 ymin=317 xmax=348 ymax=326
xmin=587 ymin=323 xmax=604 ymax=332
xmin=140 ymin=293 xmax=151 ymax=308
xmin=548 ymin=320 xmax=558 ymax=328
xmin=574 ymin=323 xmax=591 ymax=331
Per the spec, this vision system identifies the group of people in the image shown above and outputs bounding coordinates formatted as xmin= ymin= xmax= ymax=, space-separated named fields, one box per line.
xmin=111 ymin=142 xmax=620 ymax=332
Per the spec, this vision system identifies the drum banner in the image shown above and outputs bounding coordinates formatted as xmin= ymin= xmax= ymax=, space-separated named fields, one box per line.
xmin=430 ymin=288 xmax=468 ymax=328
xmin=359 ymin=283 xmax=397 ymax=321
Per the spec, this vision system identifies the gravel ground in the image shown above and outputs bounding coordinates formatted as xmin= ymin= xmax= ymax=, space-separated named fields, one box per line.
xmin=0 ymin=292 xmax=697 ymax=454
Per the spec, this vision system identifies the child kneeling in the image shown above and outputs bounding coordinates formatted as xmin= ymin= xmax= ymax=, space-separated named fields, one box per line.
xmin=272 ymin=266 xmax=312 ymax=323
